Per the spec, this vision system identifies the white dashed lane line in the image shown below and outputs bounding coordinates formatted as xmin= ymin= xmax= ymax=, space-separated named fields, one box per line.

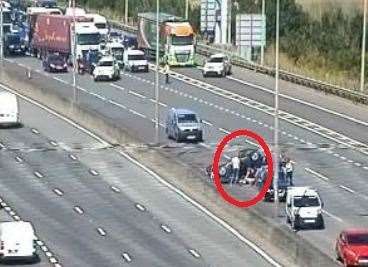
xmin=160 ymin=224 xmax=172 ymax=233
xmin=128 ymin=90 xmax=146 ymax=99
xmin=50 ymin=141 xmax=58 ymax=146
xmin=110 ymin=186 xmax=121 ymax=193
xmin=339 ymin=185 xmax=356 ymax=194
xmin=305 ymin=168 xmax=329 ymax=181
xmin=69 ymin=154 xmax=78 ymax=161
xmin=31 ymin=128 xmax=40 ymax=134
xmin=97 ymin=227 xmax=107 ymax=236
xmin=73 ymin=206 xmax=84 ymax=215
xmin=122 ymin=252 xmax=132 ymax=262
xmin=53 ymin=188 xmax=64 ymax=196
xmin=89 ymin=169 xmax=99 ymax=176
xmin=322 ymin=209 xmax=344 ymax=223
xmin=34 ymin=171 xmax=44 ymax=178
xmin=15 ymin=156 xmax=24 ymax=163
xmin=0 ymin=142 xmax=5 ymax=149
xmin=135 ymin=203 xmax=146 ymax=212
xmin=188 ymin=249 xmax=201 ymax=259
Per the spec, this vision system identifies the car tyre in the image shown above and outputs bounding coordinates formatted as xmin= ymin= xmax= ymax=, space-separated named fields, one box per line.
xmin=202 ymin=71 xmax=207 ymax=78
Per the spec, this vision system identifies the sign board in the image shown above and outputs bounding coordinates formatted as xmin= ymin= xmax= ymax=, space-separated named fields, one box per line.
xmin=200 ymin=0 xmax=219 ymax=34
xmin=236 ymin=14 xmax=266 ymax=47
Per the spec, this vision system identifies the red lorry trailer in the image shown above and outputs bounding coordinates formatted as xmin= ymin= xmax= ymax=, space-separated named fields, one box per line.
xmin=31 ymin=14 xmax=72 ymax=58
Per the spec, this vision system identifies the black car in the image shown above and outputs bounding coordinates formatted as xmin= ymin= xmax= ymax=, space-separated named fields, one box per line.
xmin=42 ymin=54 xmax=68 ymax=73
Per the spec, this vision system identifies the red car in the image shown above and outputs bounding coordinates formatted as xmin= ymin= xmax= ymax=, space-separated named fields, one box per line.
xmin=336 ymin=229 xmax=368 ymax=266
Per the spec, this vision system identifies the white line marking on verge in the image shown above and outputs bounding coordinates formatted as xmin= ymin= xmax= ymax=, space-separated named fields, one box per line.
xmin=339 ymin=185 xmax=356 ymax=194
xmin=322 ymin=209 xmax=343 ymax=223
xmin=188 ymin=249 xmax=201 ymax=258
xmin=304 ymin=168 xmax=329 ymax=181
xmin=161 ymin=224 xmax=172 ymax=233
xmin=122 ymin=252 xmax=132 ymax=262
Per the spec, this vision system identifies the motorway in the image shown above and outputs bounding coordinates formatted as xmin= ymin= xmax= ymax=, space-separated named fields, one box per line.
xmin=0 ymin=87 xmax=276 ymax=266
xmin=2 ymin=53 xmax=368 ymax=263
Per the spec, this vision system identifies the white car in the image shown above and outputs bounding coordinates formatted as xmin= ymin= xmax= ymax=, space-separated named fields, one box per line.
xmin=285 ymin=186 xmax=324 ymax=231
xmin=123 ymin=49 xmax=148 ymax=72
xmin=93 ymin=56 xmax=120 ymax=81
xmin=202 ymin=53 xmax=232 ymax=77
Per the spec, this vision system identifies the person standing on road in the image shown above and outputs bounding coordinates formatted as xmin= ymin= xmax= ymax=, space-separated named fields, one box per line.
xmin=231 ymin=153 xmax=241 ymax=185
xmin=164 ymin=62 xmax=170 ymax=84
xmin=285 ymin=158 xmax=294 ymax=185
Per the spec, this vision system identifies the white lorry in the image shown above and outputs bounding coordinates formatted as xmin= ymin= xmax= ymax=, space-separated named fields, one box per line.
xmin=85 ymin=14 xmax=108 ymax=40
xmin=0 ymin=91 xmax=19 ymax=127
xmin=123 ymin=49 xmax=148 ymax=72
xmin=286 ymin=186 xmax=324 ymax=231
xmin=73 ymin=23 xmax=101 ymax=61
xmin=0 ymin=221 xmax=37 ymax=261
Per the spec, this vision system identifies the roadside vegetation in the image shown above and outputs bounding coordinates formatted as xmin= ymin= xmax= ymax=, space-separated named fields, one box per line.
xmin=79 ymin=0 xmax=367 ymax=90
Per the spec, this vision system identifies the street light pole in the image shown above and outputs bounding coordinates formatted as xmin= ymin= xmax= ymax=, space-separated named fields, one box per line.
xmin=273 ymin=0 xmax=280 ymax=210
xmin=360 ymin=0 xmax=367 ymax=92
xmin=154 ymin=0 xmax=160 ymax=144
xmin=0 ymin=0 xmax=4 ymax=63
xmin=185 ymin=0 xmax=189 ymax=20
xmin=260 ymin=0 xmax=265 ymax=65
xmin=125 ymin=0 xmax=128 ymax=25
xmin=72 ymin=0 xmax=77 ymax=103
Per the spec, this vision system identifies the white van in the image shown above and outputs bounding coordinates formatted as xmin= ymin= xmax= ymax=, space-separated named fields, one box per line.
xmin=0 ymin=91 xmax=19 ymax=126
xmin=123 ymin=49 xmax=148 ymax=72
xmin=0 ymin=221 xmax=37 ymax=261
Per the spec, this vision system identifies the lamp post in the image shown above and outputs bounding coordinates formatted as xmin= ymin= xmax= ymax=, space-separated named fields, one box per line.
xmin=125 ymin=0 xmax=128 ymax=25
xmin=260 ymin=0 xmax=265 ymax=65
xmin=273 ymin=0 xmax=280 ymax=210
xmin=72 ymin=0 xmax=77 ymax=103
xmin=185 ymin=0 xmax=189 ymax=20
xmin=360 ymin=0 xmax=367 ymax=92
xmin=154 ymin=0 xmax=160 ymax=144
xmin=0 ymin=0 xmax=3 ymax=63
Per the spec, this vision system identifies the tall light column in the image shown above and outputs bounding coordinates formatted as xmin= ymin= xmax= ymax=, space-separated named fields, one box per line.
xmin=125 ymin=0 xmax=128 ymax=25
xmin=154 ymin=0 xmax=160 ymax=144
xmin=260 ymin=0 xmax=265 ymax=65
xmin=273 ymin=0 xmax=280 ymax=208
xmin=72 ymin=0 xmax=77 ymax=103
xmin=185 ymin=0 xmax=189 ymax=20
xmin=361 ymin=0 xmax=367 ymax=92
xmin=0 ymin=0 xmax=3 ymax=63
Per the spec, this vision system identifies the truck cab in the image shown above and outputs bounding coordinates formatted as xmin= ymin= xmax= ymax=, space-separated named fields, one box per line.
xmin=123 ymin=49 xmax=148 ymax=72
xmin=73 ymin=23 xmax=101 ymax=62
xmin=286 ymin=186 xmax=324 ymax=231
xmin=85 ymin=14 xmax=108 ymax=41
xmin=4 ymin=31 xmax=26 ymax=55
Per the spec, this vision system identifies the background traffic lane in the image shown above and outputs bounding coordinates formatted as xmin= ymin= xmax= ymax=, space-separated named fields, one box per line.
xmin=175 ymin=67 xmax=368 ymax=145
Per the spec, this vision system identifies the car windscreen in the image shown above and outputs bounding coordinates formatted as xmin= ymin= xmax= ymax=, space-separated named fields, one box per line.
xmin=172 ymin=35 xmax=193 ymax=46
xmin=347 ymin=234 xmax=368 ymax=245
xmin=6 ymin=35 xmax=20 ymax=43
xmin=177 ymin=113 xmax=198 ymax=123
xmin=293 ymin=196 xmax=320 ymax=207
xmin=128 ymin=54 xmax=145 ymax=61
xmin=208 ymin=57 xmax=224 ymax=63
xmin=95 ymin=23 xmax=106 ymax=29
xmin=77 ymin=33 xmax=100 ymax=45
xmin=98 ymin=61 xmax=113 ymax=67
xmin=48 ymin=55 xmax=64 ymax=63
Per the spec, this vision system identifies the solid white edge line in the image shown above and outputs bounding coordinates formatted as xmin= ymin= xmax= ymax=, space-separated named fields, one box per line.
xmin=2 ymin=79 xmax=281 ymax=267
xmin=0 ymin=83 xmax=110 ymax=147
xmin=304 ymin=168 xmax=329 ymax=181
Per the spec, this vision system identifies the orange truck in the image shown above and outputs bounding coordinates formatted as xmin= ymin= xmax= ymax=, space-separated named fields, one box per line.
xmin=137 ymin=12 xmax=195 ymax=66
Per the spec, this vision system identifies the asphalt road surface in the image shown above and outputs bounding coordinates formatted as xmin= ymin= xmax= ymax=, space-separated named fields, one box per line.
xmin=0 ymin=88 xmax=275 ymax=266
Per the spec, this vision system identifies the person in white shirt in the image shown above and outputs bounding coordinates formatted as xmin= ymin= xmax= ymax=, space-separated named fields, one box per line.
xmin=231 ymin=154 xmax=241 ymax=185
xmin=285 ymin=158 xmax=293 ymax=185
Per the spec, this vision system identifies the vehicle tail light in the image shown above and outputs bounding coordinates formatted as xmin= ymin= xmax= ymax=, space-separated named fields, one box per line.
xmin=1 ymin=241 xmax=4 ymax=250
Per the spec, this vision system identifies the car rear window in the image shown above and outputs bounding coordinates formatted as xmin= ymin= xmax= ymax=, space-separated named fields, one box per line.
xmin=209 ymin=57 xmax=224 ymax=63
xmin=348 ymin=234 xmax=368 ymax=244
xmin=98 ymin=61 xmax=113 ymax=67
xmin=177 ymin=113 xmax=197 ymax=123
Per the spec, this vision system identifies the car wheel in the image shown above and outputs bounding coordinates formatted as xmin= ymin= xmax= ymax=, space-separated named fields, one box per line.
xmin=291 ymin=219 xmax=298 ymax=231
xmin=286 ymin=215 xmax=290 ymax=224
xmin=202 ymin=71 xmax=207 ymax=78
xmin=94 ymin=76 xmax=98 ymax=82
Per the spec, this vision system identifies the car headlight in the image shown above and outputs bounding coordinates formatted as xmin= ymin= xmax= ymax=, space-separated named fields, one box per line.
xmin=21 ymin=44 xmax=25 ymax=48
xmin=317 ymin=208 xmax=322 ymax=214
xmin=50 ymin=64 xmax=56 ymax=68
xmin=9 ymin=45 xmax=14 ymax=49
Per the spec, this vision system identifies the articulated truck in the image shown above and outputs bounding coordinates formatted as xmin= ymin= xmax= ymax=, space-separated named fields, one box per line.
xmin=31 ymin=14 xmax=100 ymax=61
xmin=137 ymin=12 xmax=195 ymax=66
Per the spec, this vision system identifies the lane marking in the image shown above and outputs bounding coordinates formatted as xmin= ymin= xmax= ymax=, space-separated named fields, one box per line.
xmin=31 ymin=128 xmax=40 ymax=134
xmin=111 ymin=186 xmax=121 ymax=193
xmin=339 ymin=185 xmax=356 ymax=194
xmin=122 ymin=252 xmax=132 ymax=262
xmin=15 ymin=156 xmax=23 ymax=163
xmin=89 ymin=169 xmax=99 ymax=176
xmin=135 ymin=203 xmax=146 ymax=212
xmin=128 ymin=90 xmax=146 ymax=99
xmin=73 ymin=206 xmax=84 ymax=215
xmin=129 ymin=109 xmax=146 ymax=119
xmin=202 ymin=120 xmax=213 ymax=126
xmin=69 ymin=154 xmax=78 ymax=161
xmin=53 ymin=77 xmax=69 ymax=85
xmin=50 ymin=141 xmax=58 ymax=146
xmin=305 ymin=168 xmax=329 ymax=181
xmin=34 ymin=171 xmax=44 ymax=178
xmin=322 ymin=209 xmax=343 ymax=223
xmin=188 ymin=249 xmax=201 ymax=258
xmin=53 ymin=188 xmax=64 ymax=196
xmin=218 ymin=128 xmax=230 ymax=134
xmin=97 ymin=227 xmax=106 ymax=236
xmin=149 ymin=98 xmax=168 ymax=107
xmin=0 ymin=142 xmax=5 ymax=149
xmin=109 ymin=83 xmax=125 ymax=91
xmin=161 ymin=224 xmax=172 ymax=233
